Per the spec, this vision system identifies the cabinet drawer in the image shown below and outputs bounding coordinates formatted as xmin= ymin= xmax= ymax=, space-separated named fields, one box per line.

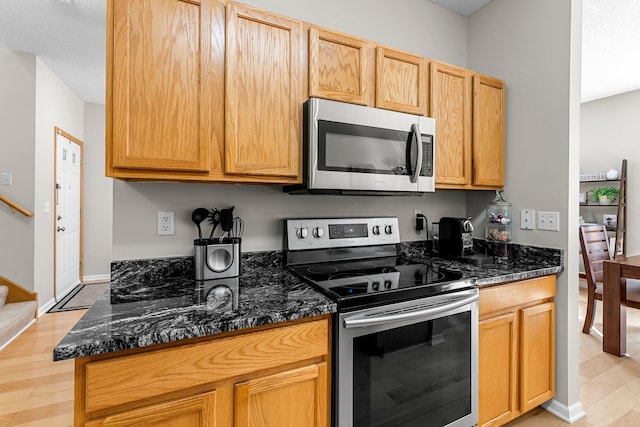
xmin=479 ymin=275 xmax=556 ymax=317
xmin=83 ymin=318 xmax=329 ymax=413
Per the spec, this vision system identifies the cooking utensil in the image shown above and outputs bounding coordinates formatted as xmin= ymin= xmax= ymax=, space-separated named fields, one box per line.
xmin=191 ymin=208 xmax=209 ymax=241
xmin=231 ymin=217 xmax=244 ymax=238
xmin=208 ymin=208 xmax=220 ymax=239
xmin=219 ymin=206 xmax=235 ymax=241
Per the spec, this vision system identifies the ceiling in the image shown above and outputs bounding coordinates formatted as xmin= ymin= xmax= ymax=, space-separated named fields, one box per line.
xmin=0 ymin=0 xmax=638 ymax=104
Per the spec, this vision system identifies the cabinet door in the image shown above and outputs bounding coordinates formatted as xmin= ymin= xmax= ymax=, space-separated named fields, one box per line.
xmin=430 ymin=61 xmax=472 ymax=186
xmin=375 ymin=47 xmax=427 ymax=115
xmin=235 ymin=363 xmax=328 ymax=427
xmin=225 ymin=3 xmax=303 ymax=178
xmin=472 ymin=74 xmax=505 ymax=187
xmin=84 ymin=392 xmax=217 ymax=427
xmin=309 ymin=27 xmax=374 ymax=106
xmin=110 ymin=0 xmax=211 ymax=172
xmin=479 ymin=312 xmax=518 ymax=427
xmin=520 ymin=302 xmax=555 ymax=412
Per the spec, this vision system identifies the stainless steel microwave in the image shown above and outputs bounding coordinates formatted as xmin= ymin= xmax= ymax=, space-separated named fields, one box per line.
xmin=285 ymin=97 xmax=436 ymax=195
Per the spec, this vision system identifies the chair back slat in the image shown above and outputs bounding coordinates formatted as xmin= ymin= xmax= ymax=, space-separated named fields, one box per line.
xmin=579 ymin=225 xmax=611 ymax=289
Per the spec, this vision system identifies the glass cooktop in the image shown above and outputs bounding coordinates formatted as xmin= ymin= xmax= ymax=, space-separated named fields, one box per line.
xmin=290 ymin=256 xmax=473 ymax=311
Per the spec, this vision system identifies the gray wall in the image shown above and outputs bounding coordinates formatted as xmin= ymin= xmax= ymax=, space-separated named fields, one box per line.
xmin=112 ymin=0 xmax=471 ymax=261
xmin=83 ymin=103 xmax=113 ymax=279
xmin=33 ymin=57 xmax=85 ymax=305
xmin=0 ymin=50 xmax=36 ymax=288
xmin=467 ymin=0 xmax=582 ymax=419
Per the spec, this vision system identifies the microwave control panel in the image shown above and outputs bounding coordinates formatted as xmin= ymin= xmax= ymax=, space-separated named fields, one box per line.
xmin=421 ymin=136 xmax=434 ymax=177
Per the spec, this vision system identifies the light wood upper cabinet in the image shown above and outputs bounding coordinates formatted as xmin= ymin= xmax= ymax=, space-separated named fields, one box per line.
xmin=235 ymin=363 xmax=328 ymax=427
xmin=478 ymin=276 xmax=556 ymax=427
xmin=308 ymin=27 xmax=375 ymax=106
xmin=432 ymin=62 xmax=505 ymax=190
xmin=430 ymin=61 xmax=472 ymax=186
xmin=376 ymin=47 xmax=428 ymax=115
xmin=225 ymin=3 xmax=303 ymax=178
xmin=109 ymin=0 xmax=211 ymax=173
xmin=473 ymin=74 xmax=505 ymax=188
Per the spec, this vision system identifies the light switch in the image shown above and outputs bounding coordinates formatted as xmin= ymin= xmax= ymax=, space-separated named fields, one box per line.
xmin=538 ymin=211 xmax=560 ymax=231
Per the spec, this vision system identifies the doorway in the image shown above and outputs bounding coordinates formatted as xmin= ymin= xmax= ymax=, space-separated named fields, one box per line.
xmin=54 ymin=127 xmax=84 ymax=301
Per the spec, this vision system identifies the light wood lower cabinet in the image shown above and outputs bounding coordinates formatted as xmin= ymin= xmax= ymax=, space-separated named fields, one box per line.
xmin=478 ymin=276 xmax=556 ymax=427
xmin=235 ymin=363 xmax=327 ymax=427
xmin=75 ymin=316 xmax=331 ymax=427
xmin=84 ymin=392 xmax=218 ymax=427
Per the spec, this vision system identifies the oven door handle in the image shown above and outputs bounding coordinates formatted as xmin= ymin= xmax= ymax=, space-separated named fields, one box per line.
xmin=343 ymin=293 xmax=479 ymax=329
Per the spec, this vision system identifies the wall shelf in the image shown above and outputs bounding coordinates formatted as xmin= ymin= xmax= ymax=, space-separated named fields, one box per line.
xmin=579 ymin=159 xmax=627 ymax=257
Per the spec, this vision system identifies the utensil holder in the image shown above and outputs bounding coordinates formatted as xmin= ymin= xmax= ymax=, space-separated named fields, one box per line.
xmin=194 ymin=238 xmax=241 ymax=280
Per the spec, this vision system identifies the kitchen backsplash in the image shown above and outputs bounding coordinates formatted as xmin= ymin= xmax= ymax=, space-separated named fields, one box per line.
xmin=112 ymin=180 xmax=473 ymax=260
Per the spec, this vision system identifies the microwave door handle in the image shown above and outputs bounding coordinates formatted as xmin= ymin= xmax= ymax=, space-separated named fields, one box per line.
xmin=410 ymin=123 xmax=422 ymax=183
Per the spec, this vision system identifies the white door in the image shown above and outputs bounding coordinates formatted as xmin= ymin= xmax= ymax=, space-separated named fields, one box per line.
xmin=55 ymin=131 xmax=82 ymax=299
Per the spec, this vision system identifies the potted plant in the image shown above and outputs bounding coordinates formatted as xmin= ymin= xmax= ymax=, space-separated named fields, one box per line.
xmin=593 ymin=186 xmax=619 ymax=205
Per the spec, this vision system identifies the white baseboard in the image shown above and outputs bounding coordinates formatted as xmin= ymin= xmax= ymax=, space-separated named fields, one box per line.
xmin=82 ymin=274 xmax=110 ymax=283
xmin=0 ymin=318 xmax=36 ymax=351
xmin=542 ymin=399 xmax=586 ymax=424
xmin=38 ymin=298 xmax=57 ymax=317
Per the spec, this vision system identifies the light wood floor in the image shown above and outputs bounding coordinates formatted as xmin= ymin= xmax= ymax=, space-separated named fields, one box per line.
xmin=2 ymin=288 xmax=640 ymax=427
xmin=0 ymin=309 xmax=84 ymax=427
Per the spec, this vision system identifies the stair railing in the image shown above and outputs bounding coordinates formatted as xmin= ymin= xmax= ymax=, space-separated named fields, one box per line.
xmin=0 ymin=194 xmax=34 ymax=217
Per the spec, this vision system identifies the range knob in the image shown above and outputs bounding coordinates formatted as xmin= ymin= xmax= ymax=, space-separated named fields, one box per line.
xmin=371 ymin=281 xmax=380 ymax=291
xmin=384 ymin=280 xmax=392 ymax=290
xmin=296 ymin=227 xmax=308 ymax=239
xmin=384 ymin=224 xmax=394 ymax=235
xmin=312 ymin=227 xmax=324 ymax=238
xmin=372 ymin=225 xmax=381 ymax=235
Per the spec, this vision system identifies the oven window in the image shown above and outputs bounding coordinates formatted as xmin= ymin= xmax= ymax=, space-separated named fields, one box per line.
xmin=318 ymin=120 xmax=412 ymax=175
xmin=352 ymin=312 xmax=471 ymax=427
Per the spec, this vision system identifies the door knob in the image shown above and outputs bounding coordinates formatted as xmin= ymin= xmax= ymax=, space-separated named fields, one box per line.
xmin=57 ymin=215 xmax=62 ymax=220
xmin=57 ymin=227 xmax=65 ymax=232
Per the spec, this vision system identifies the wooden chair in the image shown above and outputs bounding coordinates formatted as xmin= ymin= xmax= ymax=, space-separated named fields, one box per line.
xmin=579 ymin=225 xmax=640 ymax=334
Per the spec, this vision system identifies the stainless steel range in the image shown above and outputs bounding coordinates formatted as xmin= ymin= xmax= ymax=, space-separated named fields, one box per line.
xmin=284 ymin=217 xmax=479 ymax=427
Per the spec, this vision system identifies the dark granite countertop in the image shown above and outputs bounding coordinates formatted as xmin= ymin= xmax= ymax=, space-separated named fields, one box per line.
xmin=53 ymin=252 xmax=337 ymax=361
xmin=54 ymin=241 xmax=562 ymax=361
xmin=399 ymin=240 xmax=564 ymax=286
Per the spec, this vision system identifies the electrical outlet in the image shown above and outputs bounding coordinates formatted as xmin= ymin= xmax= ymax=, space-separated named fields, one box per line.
xmin=520 ymin=209 xmax=535 ymax=230
xmin=157 ymin=211 xmax=174 ymax=236
xmin=538 ymin=211 xmax=560 ymax=231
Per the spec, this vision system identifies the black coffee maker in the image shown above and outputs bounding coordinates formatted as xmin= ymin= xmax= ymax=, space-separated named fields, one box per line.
xmin=438 ymin=217 xmax=493 ymax=265
xmin=439 ymin=217 xmax=474 ymax=258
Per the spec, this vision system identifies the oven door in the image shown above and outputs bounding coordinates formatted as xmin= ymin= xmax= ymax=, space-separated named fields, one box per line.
xmin=307 ymin=97 xmax=435 ymax=193
xmin=336 ymin=289 xmax=478 ymax=427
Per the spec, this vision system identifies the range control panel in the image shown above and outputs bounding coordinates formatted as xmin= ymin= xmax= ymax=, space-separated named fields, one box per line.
xmin=285 ymin=217 xmax=400 ymax=251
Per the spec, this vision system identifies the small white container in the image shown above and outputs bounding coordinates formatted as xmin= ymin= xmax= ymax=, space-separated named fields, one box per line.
xmin=606 ymin=169 xmax=619 ymax=180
